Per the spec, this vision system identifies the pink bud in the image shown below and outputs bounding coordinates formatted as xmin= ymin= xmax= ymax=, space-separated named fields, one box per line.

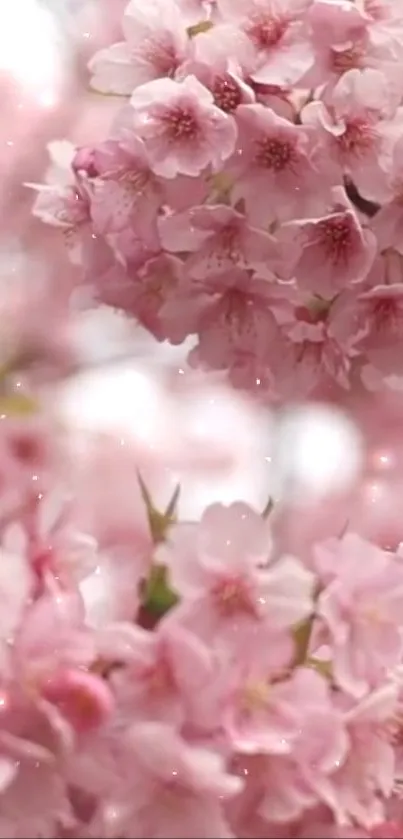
xmin=42 ymin=667 xmax=114 ymax=733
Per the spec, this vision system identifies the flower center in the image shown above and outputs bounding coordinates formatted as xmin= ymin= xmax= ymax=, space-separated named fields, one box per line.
xmin=215 ymin=223 xmax=241 ymax=264
xmin=337 ymin=118 xmax=377 ymax=158
xmin=144 ymin=274 xmax=165 ymax=302
xmin=246 ymin=13 xmax=287 ymax=49
xmin=371 ymin=297 xmax=403 ymax=338
xmin=361 ymin=603 xmax=384 ymax=623
xmin=212 ymin=575 xmax=257 ymax=618
xmin=213 ymin=74 xmax=243 ymax=113
xmin=242 ymin=681 xmax=270 ymax=712
xmin=330 ymin=44 xmax=364 ymax=74
xmin=222 ymin=287 xmax=247 ymax=320
xmin=296 ymin=297 xmax=331 ymax=324
xmin=255 ymin=136 xmax=294 ymax=171
xmin=141 ymin=260 xmax=178 ymax=306
xmin=145 ymin=657 xmax=175 ymax=697
xmin=164 ymin=106 xmax=199 ymax=142
xmin=120 ymin=168 xmax=150 ymax=193
xmin=32 ymin=546 xmax=54 ymax=580
xmin=141 ymin=36 xmax=179 ymax=78
xmin=318 ymin=215 xmax=353 ymax=264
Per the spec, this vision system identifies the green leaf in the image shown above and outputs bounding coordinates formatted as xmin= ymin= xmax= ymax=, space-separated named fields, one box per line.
xmin=292 ymin=588 xmax=321 ymax=668
xmin=143 ymin=565 xmax=179 ymax=618
xmin=137 ymin=476 xmax=181 ymax=618
xmin=138 ymin=472 xmax=181 ymax=544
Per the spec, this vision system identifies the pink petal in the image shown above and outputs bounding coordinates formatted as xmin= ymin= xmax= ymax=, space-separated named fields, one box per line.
xmin=89 ymin=42 xmax=140 ymax=95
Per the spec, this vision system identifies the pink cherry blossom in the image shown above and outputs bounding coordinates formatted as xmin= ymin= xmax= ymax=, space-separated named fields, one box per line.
xmin=316 ymin=534 xmax=403 ymax=698
xmin=184 ymin=278 xmax=295 ymax=392
xmin=99 ymin=618 xmax=218 ymax=728
xmin=7 ymin=494 xmax=99 ymax=597
xmin=86 ymin=135 xmax=163 ymax=263
xmin=157 ymin=501 xmax=314 ymax=651
xmin=354 ymin=284 xmax=403 ymax=378
xmin=227 ymin=668 xmax=348 ymax=829
xmin=41 ymin=668 xmax=114 ymax=735
xmin=31 ymin=179 xmax=93 ymax=266
xmin=0 ymin=746 xmax=73 ymax=839
xmin=216 ymin=0 xmax=314 ymax=87
xmin=29 ymin=142 xmax=97 ymax=267
xmin=282 ymin=202 xmax=376 ymax=297
xmin=305 ymin=0 xmax=403 ymax=89
xmin=271 ymin=321 xmax=353 ymax=402
xmin=92 ymin=722 xmax=242 ymax=838
xmin=184 ymin=269 xmax=286 ymax=383
xmin=130 ymin=75 xmax=237 ymax=178
xmin=14 ymin=588 xmax=96 ymax=681
xmin=301 ymin=68 xmax=403 ymax=204
xmin=304 ymin=1 xmax=368 ymax=87
xmin=253 ymin=80 xmax=297 ymax=120
xmin=223 ymin=657 xmax=347 ymax=761
xmin=258 ymin=671 xmax=348 ymax=808
xmin=89 ymin=0 xmax=191 ymax=95
xmin=361 ymin=0 xmax=403 ymax=71
xmin=0 ymin=583 xmax=115 ymax=742
xmin=193 ymin=20 xmax=259 ymax=80
xmin=96 ymin=254 xmax=194 ymax=344
xmin=228 ymin=104 xmax=334 ymax=225
xmin=231 ymin=751 xmax=319 ymax=828
xmin=158 ymin=203 xmax=285 ymax=279
xmin=372 ymin=137 xmax=403 ymax=253
xmin=177 ymin=58 xmax=256 ymax=113
xmin=31 ymin=179 xmax=90 ymax=235
xmin=324 ymin=684 xmax=399 ymax=829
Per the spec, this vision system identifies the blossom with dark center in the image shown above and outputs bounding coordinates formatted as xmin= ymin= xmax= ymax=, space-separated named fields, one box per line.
xmin=131 ymin=75 xmax=237 ymax=177
xmin=281 ymin=207 xmax=376 ymax=296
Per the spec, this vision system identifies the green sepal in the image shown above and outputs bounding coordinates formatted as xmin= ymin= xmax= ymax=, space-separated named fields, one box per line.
xmin=142 ymin=564 xmax=179 ymax=618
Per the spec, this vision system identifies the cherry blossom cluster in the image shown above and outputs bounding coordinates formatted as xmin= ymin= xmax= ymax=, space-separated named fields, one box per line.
xmin=33 ymin=0 xmax=403 ymax=402
xmin=1 ymin=433 xmax=403 ymax=839
xmin=11 ymin=0 xmax=403 ymax=837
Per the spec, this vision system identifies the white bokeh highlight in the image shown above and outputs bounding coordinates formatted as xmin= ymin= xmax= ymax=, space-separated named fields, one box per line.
xmin=55 ymin=354 xmax=276 ymax=520
xmin=276 ymin=403 xmax=363 ymax=501
xmin=0 ymin=0 xmax=66 ymax=107
xmin=57 ymin=314 xmax=364 ymax=520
